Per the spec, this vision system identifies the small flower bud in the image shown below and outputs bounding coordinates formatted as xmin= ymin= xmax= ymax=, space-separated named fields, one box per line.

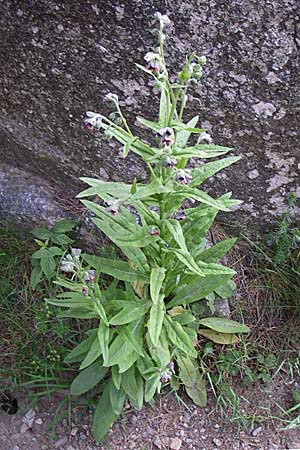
xmin=160 ymin=374 xmax=172 ymax=383
xmin=83 ymin=112 xmax=103 ymax=131
xmin=104 ymin=92 xmax=118 ymax=103
xmin=154 ymin=12 xmax=171 ymax=28
xmin=167 ymin=361 xmax=175 ymax=372
xmin=82 ymin=286 xmax=89 ymax=296
xmin=150 ymin=227 xmax=160 ymax=236
xmin=71 ymin=248 xmax=82 ymax=260
xmin=198 ymin=55 xmax=207 ymax=65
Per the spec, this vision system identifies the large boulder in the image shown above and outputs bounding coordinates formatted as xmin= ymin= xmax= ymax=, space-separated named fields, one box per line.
xmin=0 ymin=0 xmax=299 ymax=229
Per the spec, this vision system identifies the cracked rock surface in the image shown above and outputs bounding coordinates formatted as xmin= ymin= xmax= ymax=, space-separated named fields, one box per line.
xmin=0 ymin=0 xmax=299 ymax=229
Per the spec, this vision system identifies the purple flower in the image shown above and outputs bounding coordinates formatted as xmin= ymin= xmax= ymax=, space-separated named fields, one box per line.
xmin=82 ymin=286 xmax=89 ymax=296
xmin=157 ymin=127 xmax=174 ymax=146
xmin=160 ymin=374 xmax=172 ymax=383
xmin=175 ymin=210 xmax=186 ymax=221
xmin=176 ymin=169 xmax=192 ymax=185
xmin=83 ymin=112 xmax=103 ymax=132
xmin=84 ymin=270 xmax=96 ymax=283
xmin=165 ymin=156 xmax=177 ymax=168
xmin=144 ymin=52 xmax=163 ymax=74
xmin=167 ymin=361 xmax=175 ymax=372
xmin=150 ymin=227 xmax=160 ymax=236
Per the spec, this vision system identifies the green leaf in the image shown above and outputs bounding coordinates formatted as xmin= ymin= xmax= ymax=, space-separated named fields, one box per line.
xmin=121 ymin=366 xmax=138 ymax=400
xmin=110 ymin=383 xmax=126 ymax=415
xmin=198 ymin=329 xmax=239 ymax=344
xmin=177 ymin=187 xmax=230 ymax=212
xmin=70 ymin=360 xmax=108 ymax=396
xmin=196 ymin=238 xmax=237 ymax=263
xmin=148 ymin=301 xmax=165 ymax=347
xmin=93 ymin=381 xmax=117 ymax=443
xmin=177 ymin=355 xmax=207 ymax=407
xmin=168 ymin=274 xmax=232 ymax=307
xmin=129 ymin=371 xmax=144 ymax=410
xmin=32 ymin=227 xmax=51 ymax=240
xmin=191 ymin=157 xmax=241 ymax=187
xmin=165 ymin=317 xmax=197 ymax=357
xmin=30 ymin=266 xmax=43 ymax=289
xmin=51 ymin=234 xmax=73 ymax=246
xmin=150 ymin=267 xmax=166 ymax=304
xmin=159 ymin=87 xmax=169 ymax=127
xmin=52 ymin=218 xmax=76 ymax=234
xmin=112 ymin=365 xmax=121 ymax=390
xmin=64 ymin=332 xmax=97 ymax=363
xmin=57 ymin=308 xmax=99 ymax=319
xmin=98 ymin=321 xmax=110 ymax=365
xmin=167 ymin=248 xmax=205 ymax=277
xmin=144 ymin=375 xmax=161 ymax=402
xmin=83 ymin=255 xmax=149 ymax=283
xmin=40 ymin=252 xmax=56 ymax=280
xmin=124 ymin=137 xmax=138 ymax=158
xmin=80 ymin=337 xmax=102 ymax=370
xmin=175 ymin=116 xmax=199 ymax=149
xmin=137 ymin=116 xmax=161 ymax=131
xmin=110 ymin=302 xmax=150 ymax=325
xmin=105 ymin=333 xmax=134 ymax=367
xmin=198 ymin=317 xmax=250 ymax=334
xmin=215 ymin=280 xmax=236 ymax=299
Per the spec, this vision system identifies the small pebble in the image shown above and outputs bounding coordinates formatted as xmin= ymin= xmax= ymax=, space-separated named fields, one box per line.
xmin=19 ymin=423 xmax=29 ymax=434
xmin=79 ymin=432 xmax=87 ymax=440
xmin=12 ymin=446 xmax=20 ymax=450
xmin=212 ymin=438 xmax=222 ymax=447
xmin=251 ymin=426 xmax=262 ymax=437
xmin=170 ymin=437 xmax=182 ymax=450
xmin=35 ymin=418 xmax=43 ymax=425
xmin=54 ymin=436 xmax=68 ymax=448
xmin=70 ymin=427 xmax=78 ymax=436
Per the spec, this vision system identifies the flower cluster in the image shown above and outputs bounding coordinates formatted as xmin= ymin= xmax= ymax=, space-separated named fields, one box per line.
xmin=157 ymin=127 xmax=174 ymax=146
xmin=159 ymin=361 xmax=175 ymax=383
xmin=144 ymin=52 xmax=163 ymax=75
xmin=60 ymin=248 xmax=82 ymax=273
xmin=83 ymin=112 xmax=103 ymax=132
xmin=176 ymin=169 xmax=193 ymax=185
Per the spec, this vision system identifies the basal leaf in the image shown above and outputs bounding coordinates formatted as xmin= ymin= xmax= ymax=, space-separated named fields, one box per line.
xmin=80 ymin=337 xmax=102 ymax=370
xmin=199 ymin=317 xmax=250 ymax=334
xmin=198 ymin=329 xmax=239 ymax=344
xmin=93 ymin=381 xmax=117 ymax=443
xmin=70 ymin=360 xmax=107 ymax=396
xmin=148 ymin=301 xmax=165 ymax=347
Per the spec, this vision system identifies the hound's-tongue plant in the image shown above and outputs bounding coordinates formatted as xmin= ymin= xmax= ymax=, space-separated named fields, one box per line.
xmin=48 ymin=12 xmax=249 ymax=443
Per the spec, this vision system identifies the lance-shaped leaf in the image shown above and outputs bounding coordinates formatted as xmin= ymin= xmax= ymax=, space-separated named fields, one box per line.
xmin=191 ymin=156 xmax=241 ymax=187
xmin=148 ymin=299 xmax=165 ymax=347
xmin=57 ymin=308 xmax=99 ymax=320
xmin=173 ymin=144 xmax=231 ymax=159
xmin=159 ymin=87 xmax=169 ymax=127
xmin=121 ymin=366 xmax=138 ymax=400
xmin=80 ymin=336 xmax=102 ymax=370
xmin=167 ymin=274 xmax=232 ymax=307
xmin=144 ymin=374 xmax=161 ymax=402
xmin=93 ymin=381 xmax=117 ymax=443
xmin=165 ymin=317 xmax=197 ymax=357
xmin=195 ymin=238 xmax=237 ymax=263
xmin=110 ymin=383 xmax=126 ymax=415
xmin=98 ymin=321 xmax=110 ymax=365
xmin=177 ymin=355 xmax=207 ymax=407
xmin=150 ymin=267 xmax=166 ymax=304
xmin=110 ymin=302 xmax=150 ymax=325
xmin=176 ymin=187 xmax=231 ymax=212
xmin=137 ymin=116 xmax=161 ymax=131
xmin=64 ymin=331 xmax=97 ymax=363
xmin=198 ymin=329 xmax=239 ymax=344
xmin=199 ymin=317 xmax=250 ymax=334
xmin=165 ymin=220 xmax=188 ymax=253
xmin=167 ymin=248 xmax=205 ymax=277
xmin=175 ymin=116 xmax=199 ymax=148
xmin=84 ymin=254 xmax=149 ymax=282
xmin=70 ymin=360 xmax=108 ymax=396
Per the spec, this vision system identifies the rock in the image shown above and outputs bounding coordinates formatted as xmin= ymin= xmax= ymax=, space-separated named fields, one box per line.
xmin=54 ymin=436 xmax=69 ymax=448
xmin=170 ymin=437 xmax=182 ymax=450
xmin=0 ymin=0 xmax=299 ymax=233
xmin=252 ymin=102 xmax=277 ymax=118
xmin=70 ymin=427 xmax=78 ymax=436
xmin=12 ymin=446 xmax=20 ymax=450
xmin=153 ymin=437 xmax=163 ymax=449
xmin=287 ymin=443 xmax=300 ymax=450
xmin=212 ymin=438 xmax=222 ymax=447
xmin=79 ymin=431 xmax=87 ymax=440
xmin=247 ymin=169 xmax=259 ymax=179
xmin=35 ymin=417 xmax=43 ymax=425
xmin=19 ymin=423 xmax=29 ymax=434
xmin=22 ymin=408 xmax=36 ymax=428
xmin=251 ymin=426 xmax=262 ymax=437
xmin=66 ymin=446 xmax=77 ymax=450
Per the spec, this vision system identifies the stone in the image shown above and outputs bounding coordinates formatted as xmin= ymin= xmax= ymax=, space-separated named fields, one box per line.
xmin=170 ymin=437 xmax=182 ymax=450
xmin=0 ymin=0 xmax=299 ymax=232
xmin=54 ymin=436 xmax=69 ymax=448
xmin=247 ymin=169 xmax=259 ymax=179
xmin=251 ymin=426 xmax=262 ymax=437
xmin=19 ymin=423 xmax=29 ymax=434
xmin=287 ymin=443 xmax=300 ymax=450
xmin=212 ymin=438 xmax=222 ymax=447
xmin=35 ymin=418 xmax=43 ymax=425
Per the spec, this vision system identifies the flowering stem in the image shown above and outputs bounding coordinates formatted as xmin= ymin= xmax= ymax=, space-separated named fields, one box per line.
xmin=178 ymin=85 xmax=188 ymax=121
xmin=115 ymin=103 xmax=133 ymax=136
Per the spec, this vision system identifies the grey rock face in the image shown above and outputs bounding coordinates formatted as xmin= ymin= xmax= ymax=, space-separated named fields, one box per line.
xmin=0 ymin=0 xmax=299 ymax=229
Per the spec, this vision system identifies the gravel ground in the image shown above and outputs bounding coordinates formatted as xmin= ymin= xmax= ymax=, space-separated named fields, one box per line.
xmin=1 ymin=380 xmax=300 ymax=450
